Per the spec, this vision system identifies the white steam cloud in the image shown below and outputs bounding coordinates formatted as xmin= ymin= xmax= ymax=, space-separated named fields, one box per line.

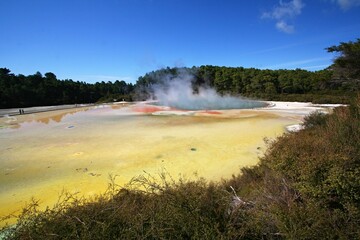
xmin=149 ymin=71 xmax=265 ymax=110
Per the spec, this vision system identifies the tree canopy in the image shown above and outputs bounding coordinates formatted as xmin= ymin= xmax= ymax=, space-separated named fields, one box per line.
xmin=327 ymin=38 xmax=360 ymax=81
xmin=133 ymin=65 xmax=351 ymax=103
xmin=133 ymin=39 xmax=360 ymax=103
xmin=0 ymin=69 xmax=134 ymax=108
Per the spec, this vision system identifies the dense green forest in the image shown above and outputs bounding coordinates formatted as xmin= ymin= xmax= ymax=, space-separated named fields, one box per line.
xmin=1 ymin=39 xmax=359 ymax=108
xmin=0 ymin=66 xmax=348 ymax=108
xmin=135 ymin=65 xmax=348 ymax=103
xmin=132 ymin=39 xmax=360 ymax=104
xmin=0 ymin=69 xmax=134 ymax=108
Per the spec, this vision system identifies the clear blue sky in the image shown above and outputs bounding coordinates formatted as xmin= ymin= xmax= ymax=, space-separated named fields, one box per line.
xmin=1 ymin=0 xmax=359 ymax=84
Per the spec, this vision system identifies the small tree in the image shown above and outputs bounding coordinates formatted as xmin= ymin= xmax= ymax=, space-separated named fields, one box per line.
xmin=326 ymin=39 xmax=360 ymax=90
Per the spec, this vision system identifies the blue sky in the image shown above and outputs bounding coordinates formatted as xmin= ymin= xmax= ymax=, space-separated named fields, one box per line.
xmin=1 ymin=0 xmax=359 ymax=84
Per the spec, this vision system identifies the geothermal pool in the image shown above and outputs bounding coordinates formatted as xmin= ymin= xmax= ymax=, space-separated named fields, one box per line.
xmin=0 ymin=101 xmax=334 ymax=225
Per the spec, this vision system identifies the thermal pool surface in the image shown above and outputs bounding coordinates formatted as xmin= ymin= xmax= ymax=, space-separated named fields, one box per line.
xmin=0 ymin=102 xmax=306 ymax=225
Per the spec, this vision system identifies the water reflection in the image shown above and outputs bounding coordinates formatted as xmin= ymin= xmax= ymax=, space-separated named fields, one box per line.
xmin=0 ymin=107 xmax=91 ymax=129
xmin=110 ymin=102 xmax=130 ymax=109
xmin=33 ymin=108 xmax=89 ymax=124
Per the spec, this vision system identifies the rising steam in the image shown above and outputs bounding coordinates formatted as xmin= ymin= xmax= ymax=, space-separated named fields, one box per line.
xmin=149 ymin=71 xmax=266 ymax=110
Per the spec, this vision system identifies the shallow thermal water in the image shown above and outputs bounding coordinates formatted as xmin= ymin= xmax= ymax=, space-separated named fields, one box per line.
xmin=0 ymin=103 xmax=298 ymax=225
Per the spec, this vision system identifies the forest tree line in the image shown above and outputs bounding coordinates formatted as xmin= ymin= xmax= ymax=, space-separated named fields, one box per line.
xmin=135 ymin=39 xmax=360 ymax=103
xmin=1 ymin=39 xmax=359 ymax=108
xmin=0 ymin=66 xmax=349 ymax=109
xmin=0 ymin=69 xmax=134 ymax=108
xmin=134 ymin=66 xmax=350 ymax=103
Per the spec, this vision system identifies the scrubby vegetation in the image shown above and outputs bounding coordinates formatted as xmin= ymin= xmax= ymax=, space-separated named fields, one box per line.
xmin=1 ymin=95 xmax=359 ymax=239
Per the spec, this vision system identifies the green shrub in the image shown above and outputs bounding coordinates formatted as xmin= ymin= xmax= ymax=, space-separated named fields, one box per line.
xmin=302 ymin=111 xmax=328 ymax=129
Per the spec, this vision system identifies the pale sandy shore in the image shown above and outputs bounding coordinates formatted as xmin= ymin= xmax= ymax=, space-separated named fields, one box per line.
xmin=146 ymin=100 xmax=344 ymax=132
xmin=0 ymin=101 xmax=135 ymax=117
xmin=0 ymin=104 xmax=94 ymax=117
xmin=262 ymin=101 xmax=344 ymax=115
xmin=0 ymin=100 xmax=344 ymax=132
xmin=259 ymin=101 xmax=344 ymax=132
xmin=0 ymin=100 xmax=343 ymax=117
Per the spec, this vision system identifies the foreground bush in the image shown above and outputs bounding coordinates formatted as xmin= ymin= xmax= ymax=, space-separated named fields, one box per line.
xmin=1 ymin=174 xmax=235 ymax=239
xmin=1 ymin=96 xmax=360 ymax=239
